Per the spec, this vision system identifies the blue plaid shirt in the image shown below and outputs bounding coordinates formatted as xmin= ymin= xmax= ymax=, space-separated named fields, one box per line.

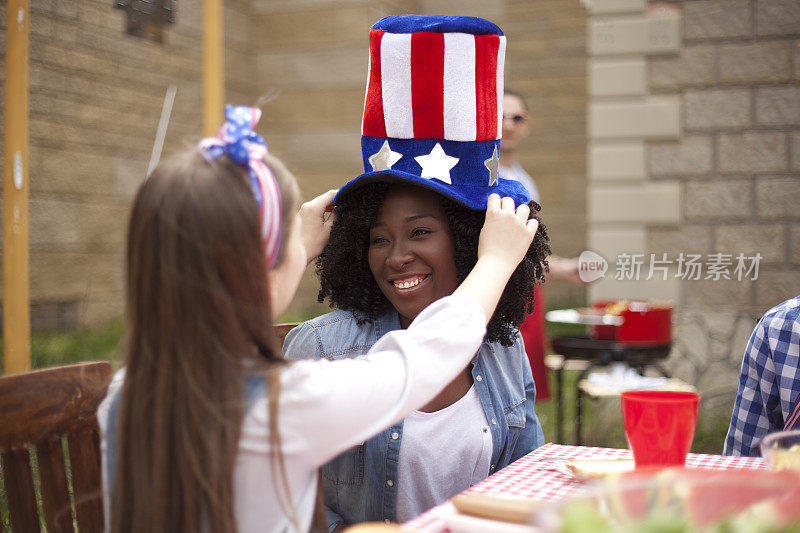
xmin=724 ymin=295 xmax=800 ymax=457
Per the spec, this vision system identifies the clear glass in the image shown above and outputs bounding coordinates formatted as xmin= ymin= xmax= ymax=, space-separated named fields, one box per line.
xmin=760 ymin=429 xmax=800 ymax=472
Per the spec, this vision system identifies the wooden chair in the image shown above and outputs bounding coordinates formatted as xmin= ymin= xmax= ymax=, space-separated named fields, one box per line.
xmin=275 ymin=322 xmax=300 ymax=348
xmin=0 ymin=361 xmax=112 ymax=533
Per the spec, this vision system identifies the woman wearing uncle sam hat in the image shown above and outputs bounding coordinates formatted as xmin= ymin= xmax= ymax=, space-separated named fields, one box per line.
xmin=283 ymin=15 xmax=550 ymax=530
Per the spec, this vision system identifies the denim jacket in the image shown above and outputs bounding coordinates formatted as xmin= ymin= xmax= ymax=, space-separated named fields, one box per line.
xmin=283 ymin=308 xmax=545 ymax=530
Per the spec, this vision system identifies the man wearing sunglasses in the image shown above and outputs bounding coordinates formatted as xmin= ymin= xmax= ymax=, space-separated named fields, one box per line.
xmin=499 ymin=90 xmax=540 ymax=204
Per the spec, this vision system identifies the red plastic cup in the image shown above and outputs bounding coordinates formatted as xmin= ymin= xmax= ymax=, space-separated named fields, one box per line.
xmin=621 ymin=390 xmax=700 ymax=468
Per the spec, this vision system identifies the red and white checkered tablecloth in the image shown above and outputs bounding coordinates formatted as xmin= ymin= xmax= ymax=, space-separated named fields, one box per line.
xmin=403 ymin=443 xmax=766 ymax=532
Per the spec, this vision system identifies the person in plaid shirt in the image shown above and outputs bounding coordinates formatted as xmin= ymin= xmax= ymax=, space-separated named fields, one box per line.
xmin=724 ymin=295 xmax=800 ymax=457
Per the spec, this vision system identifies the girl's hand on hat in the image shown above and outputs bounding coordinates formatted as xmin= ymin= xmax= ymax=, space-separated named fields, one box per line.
xmin=454 ymin=194 xmax=539 ymax=324
xmin=477 ymin=194 xmax=538 ymax=274
xmin=299 ymin=189 xmax=338 ymax=265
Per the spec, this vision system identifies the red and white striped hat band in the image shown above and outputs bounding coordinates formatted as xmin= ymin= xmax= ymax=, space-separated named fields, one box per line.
xmin=362 ymin=29 xmax=506 ymax=142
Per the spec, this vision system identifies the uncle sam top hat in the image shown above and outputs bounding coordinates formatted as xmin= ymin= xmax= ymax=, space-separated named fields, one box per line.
xmin=334 ymin=14 xmax=531 ymax=210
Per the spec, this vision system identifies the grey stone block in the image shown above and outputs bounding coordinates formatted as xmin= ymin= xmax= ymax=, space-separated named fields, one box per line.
xmin=718 ymin=132 xmax=787 ymax=174
xmin=756 ymin=176 xmax=800 ymax=219
xmin=684 ymin=0 xmax=751 ymax=41
xmin=793 ymin=133 xmax=800 ymax=172
xmin=790 ymin=225 xmax=800 ymax=265
xmin=685 ymin=88 xmax=751 ymax=130
xmin=719 ymin=42 xmax=792 ymax=84
xmin=681 ymin=277 xmax=754 ymax=310
xmin=756 ymin=0 xmax=800 ymax=37
xmin=756 ymin=86 xmax=800 ymax=126
xmin=755 ymin=271 xmax=800 ymax=309
xmin=796 ymin=41 xmax=800 ymax=82
xmin=686 ymin=180 xmax=752 ymax=220
xmin=714 ymin=223 xmax=786 ymax=265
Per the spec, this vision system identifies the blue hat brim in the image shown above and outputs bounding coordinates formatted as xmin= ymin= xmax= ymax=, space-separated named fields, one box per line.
xmin=335 ymin=170 xmax=531 ymax=211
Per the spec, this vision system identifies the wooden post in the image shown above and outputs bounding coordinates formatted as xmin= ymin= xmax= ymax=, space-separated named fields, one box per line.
xmin=3 ymin=0 xmax=31 ymax=374
xmin=203 ymin=0 xmax=224 ymax=136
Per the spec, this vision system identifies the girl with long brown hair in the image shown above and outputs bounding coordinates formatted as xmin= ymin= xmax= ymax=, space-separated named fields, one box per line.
xmin=97 ymin=106 xmax=539 ymax=533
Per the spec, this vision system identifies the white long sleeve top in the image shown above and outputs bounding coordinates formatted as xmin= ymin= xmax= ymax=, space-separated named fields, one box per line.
xmin=99 ymin=294 xmax=486 ymax=532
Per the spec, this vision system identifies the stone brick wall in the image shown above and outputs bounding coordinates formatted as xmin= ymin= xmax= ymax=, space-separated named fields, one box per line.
xmin=586 ymin=0 xmax=800 ymax=420
xmin=1 ymin=0 xmax=259 ymax=329
xmin=645 ymin=0 xmax=799 ymax=313
xmin=1 ymin=1 xmax=589 ymax=329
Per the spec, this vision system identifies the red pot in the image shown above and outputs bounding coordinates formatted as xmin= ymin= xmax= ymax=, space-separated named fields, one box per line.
xmin=590 ymin=300 xmax=619 ymax=341
xmin=591 ymin=300 xmax=673 ymax=345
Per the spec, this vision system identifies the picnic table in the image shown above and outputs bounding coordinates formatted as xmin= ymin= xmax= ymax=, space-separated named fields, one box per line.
xmin=403 ymin=443 xmax=766 ymax=532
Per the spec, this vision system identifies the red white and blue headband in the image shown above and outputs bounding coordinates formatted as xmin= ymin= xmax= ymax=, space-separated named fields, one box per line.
xmin=198 ymin=105 xmax=283 ymax=269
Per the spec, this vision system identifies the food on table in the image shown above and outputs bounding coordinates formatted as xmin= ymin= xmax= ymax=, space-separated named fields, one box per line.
xmin=603 ymin=300 xmax=630 ymax=316
xmin=564 ymin=458 xmax=634 ymax=479
xmin=761 ymin=430 xmax=800 ymax=473
xmin=452 ymin=493 xmax=537 ymax=524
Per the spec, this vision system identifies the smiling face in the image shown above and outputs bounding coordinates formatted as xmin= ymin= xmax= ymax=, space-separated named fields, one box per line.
xmin=367 ymin=185 xmax=460 ymax=329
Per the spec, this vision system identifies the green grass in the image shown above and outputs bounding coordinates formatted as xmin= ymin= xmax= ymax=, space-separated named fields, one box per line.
xmin=0 ymin=319 xmax=126 ymax=374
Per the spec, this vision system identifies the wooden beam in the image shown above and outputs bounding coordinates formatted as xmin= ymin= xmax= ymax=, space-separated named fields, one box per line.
xmin=203 ymin=0 xmax=224 ymax=136
xmin=3 ymin=0 xmax=31 ymax=374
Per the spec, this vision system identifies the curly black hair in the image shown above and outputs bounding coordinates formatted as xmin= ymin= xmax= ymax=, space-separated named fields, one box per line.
xmin=316 ymin=182 xmax=551 ymax=346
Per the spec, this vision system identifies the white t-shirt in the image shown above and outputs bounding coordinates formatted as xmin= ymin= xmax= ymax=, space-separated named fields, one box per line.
xmin=499 ymin=161 xmax=540 ymax=204
xmin=98 ymin=294 xmax=486 ymax=533
xmin=396 ymin=384 xmax=492 ymax=522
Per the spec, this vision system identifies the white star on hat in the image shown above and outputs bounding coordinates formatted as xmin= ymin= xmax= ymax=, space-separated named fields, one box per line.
xmin=415 ymin=143 xmax=459 ymax=184
xmin=484 ymin=145 xmax=500 ymax=186
xmin=368 ymin=141 xmax=403 ymax=171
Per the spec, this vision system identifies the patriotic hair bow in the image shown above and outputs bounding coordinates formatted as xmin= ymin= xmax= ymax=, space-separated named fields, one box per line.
xmin=198 ymin=105 xmax=283 ymax=268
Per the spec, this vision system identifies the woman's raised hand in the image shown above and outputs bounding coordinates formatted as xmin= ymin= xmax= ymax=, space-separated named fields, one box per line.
xmin=299 ymin=189 xmax=338 ymax=265
xmin=477 ymin=194 xmax=539 ymax=276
